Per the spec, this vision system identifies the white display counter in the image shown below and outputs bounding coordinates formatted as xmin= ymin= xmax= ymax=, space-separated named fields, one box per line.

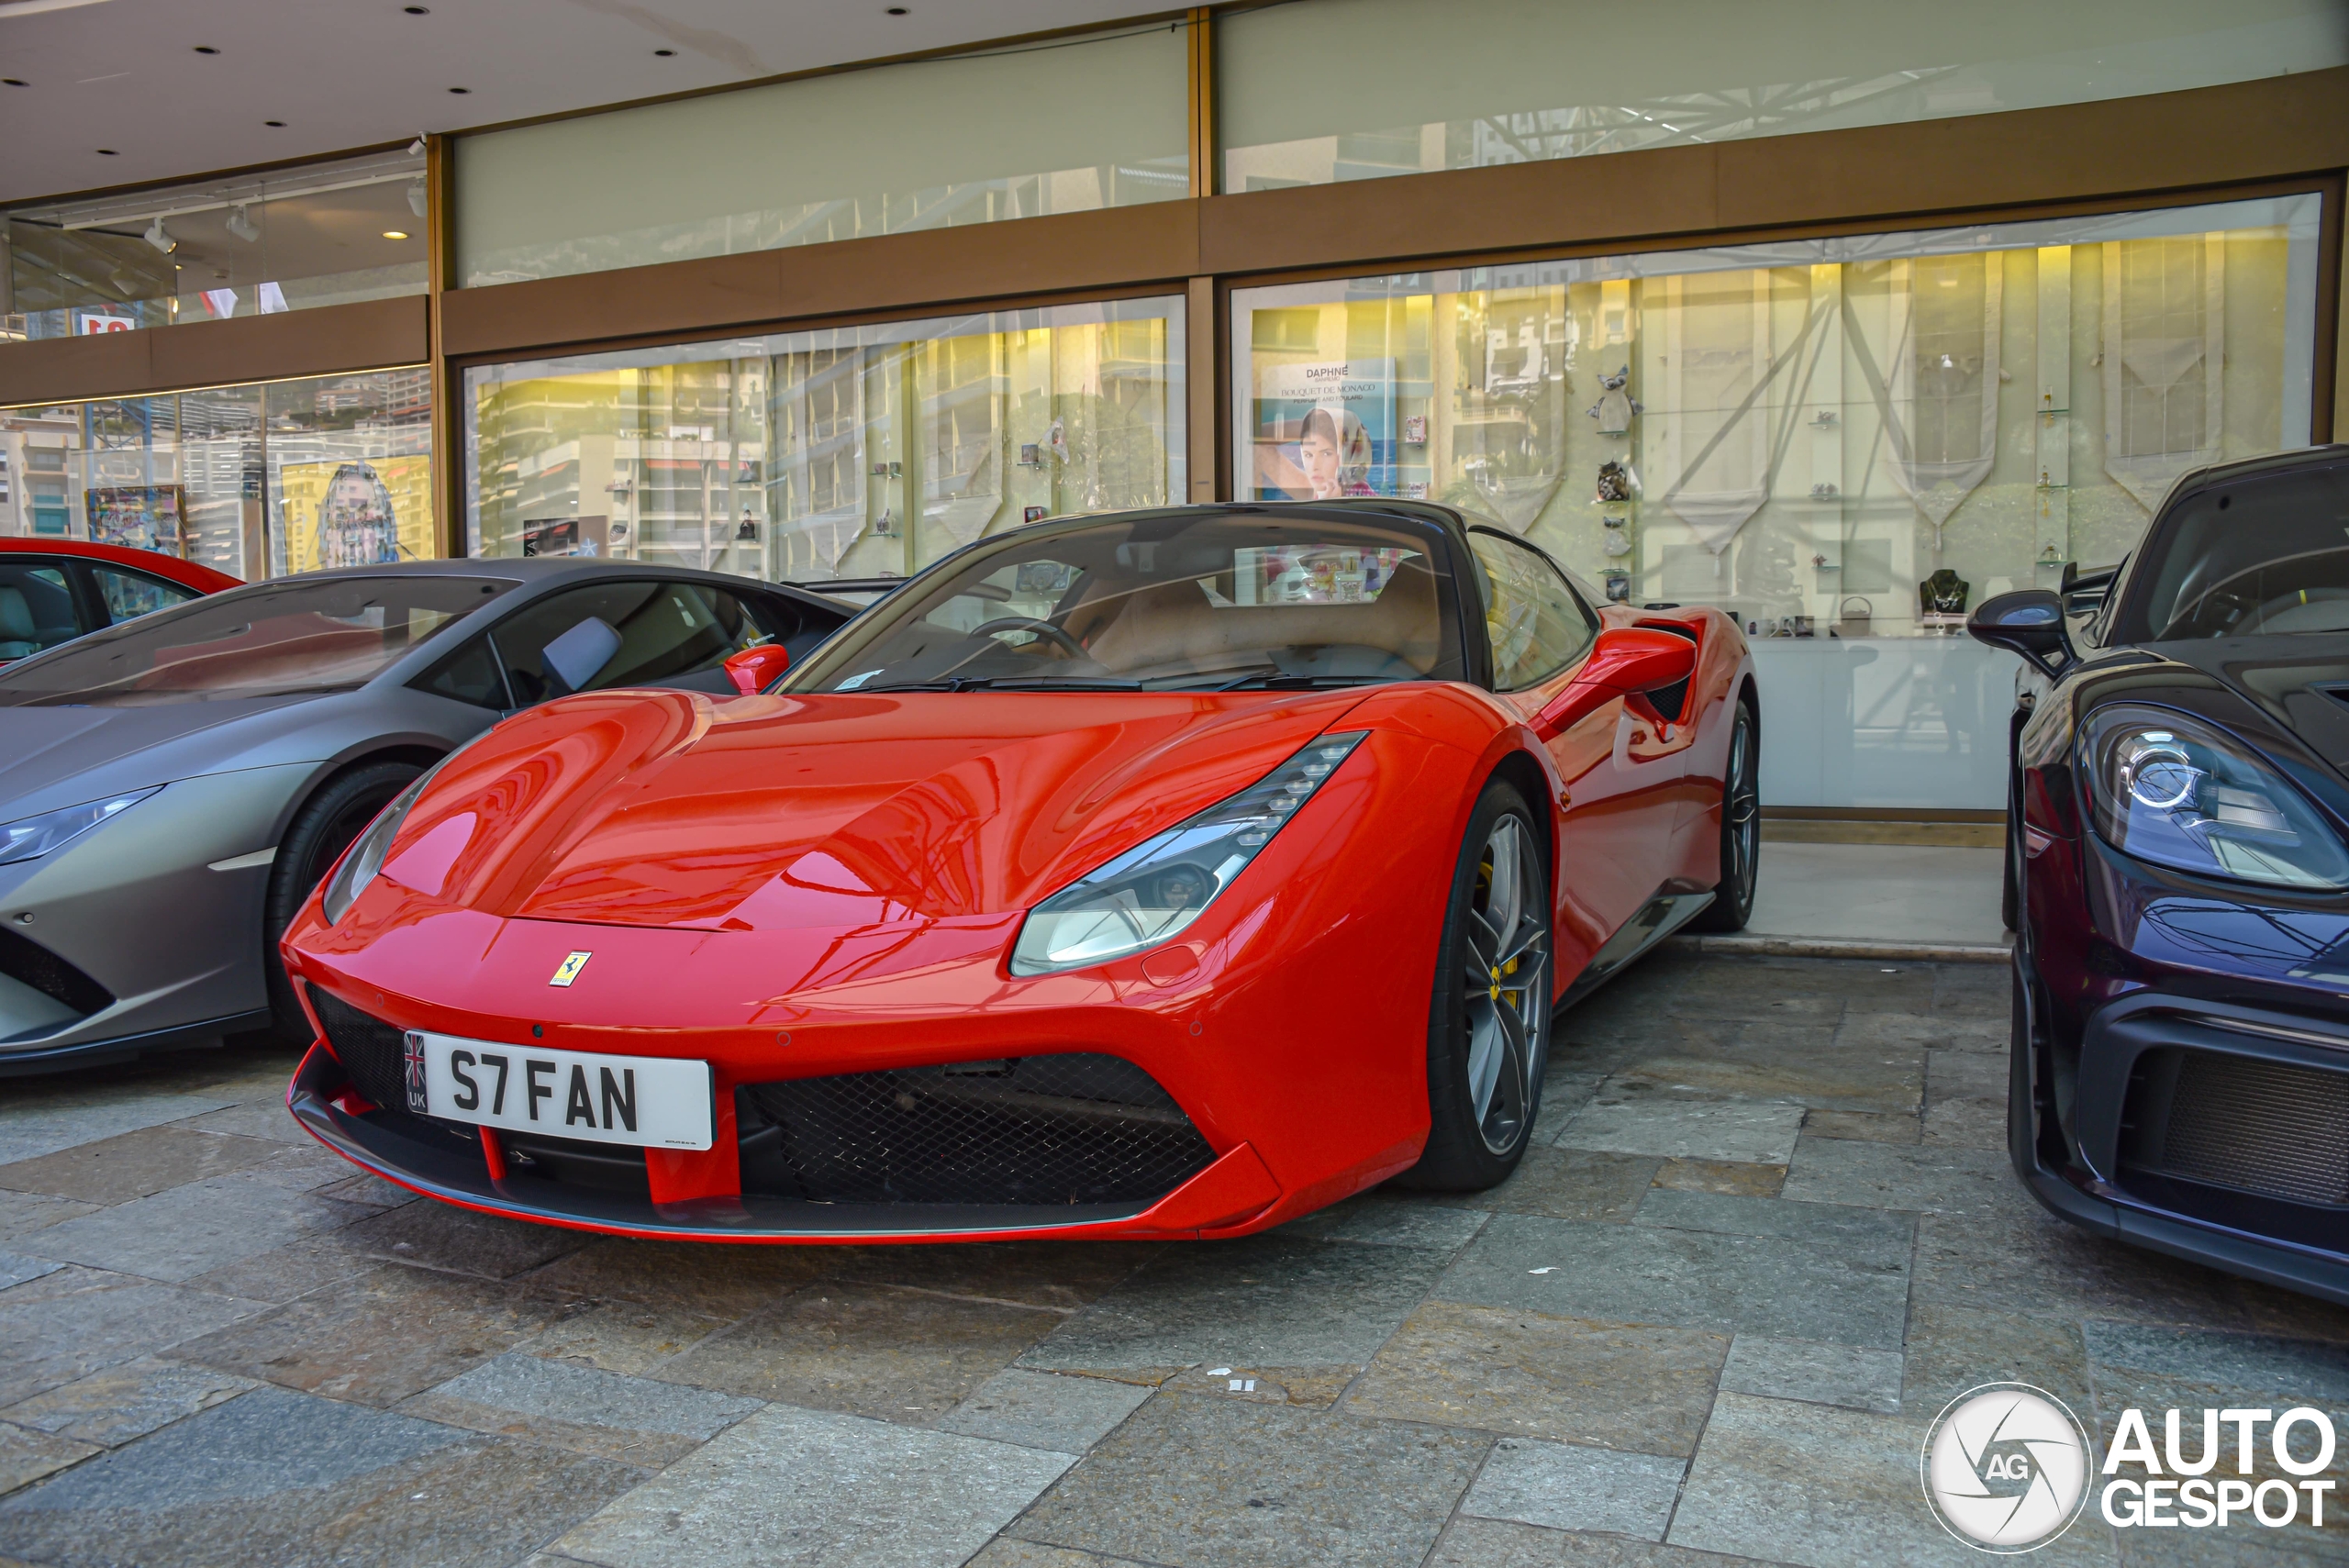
xmin=1748 ymin=636 xmax=2023 ymax=811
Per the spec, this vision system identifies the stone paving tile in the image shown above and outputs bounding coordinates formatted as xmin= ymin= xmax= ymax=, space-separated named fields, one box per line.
xmin=1778 ymin=1136 xmax=2009 ymax=1215
xmin=311 ymin=1173 xmax=419 ymax=1208
xmin=1532 ymin=1072 xmax=1606 ymax=1145
xmin=1673 ymin=956 xmax=1929 ymax=1016
xmin=1911 ymin=1195 xmax=2252 ymax=1329
xmin=657 ymin=1279 xmax=1059 ymax=1423
xmin=329 ymin=1199 xmax=587 ymax=1281
xmin=1666 ymin=1392 xmax=2116 ymax=1568
xmin=1717 ymin=1335 xmax=1903 ymax=1415
xmin=516 ymin=1237 xmax=829 ymax=1318
xmin=0 ymin=1357 xmax=259 ymax=1448
xmin=0 ymin=1252 xmax=62 ymax=1291
xmin=1345 ymin=1300 xmax=1725 ymax=1456
xmin=2084 ymin=1319 xmax=2349 ymax=1399
xmin=938 ymin=1368 xmax=1154 ymax=1454
xmin=0 ymin=1266 xmax=265 ymax=1407
xmin=0 ymin=1126 xmax=283 ymax=1207
xmin=1900 ymin=1300 xmax=2093 ymax=1417
xmin=1010 ymin=1391 xmax=1486 ymax=1568
xmin=1631 ymin=1189 xmax=1915 ymax=1252
xmin=1651 ymin=1159 xmax=1785 ymax=1198
xmin=1609 ymin=1038 xmax=1923 ymax=1118
xmin=1834 ymin=1010 xmax=2007 ymax=1054
xmin=1931 ymin=963 xmax=2010 ymax=1017
xmin=1461 ymin=1437 xmax=1687 ymax=1539
xmin=1280 ymin=1192 xmax=1492 ymax=1251
xmin=1428 ymin=1516 xmax=1797 ymax=1566
xmin=0 ymin=1190 xmax=98 ymax=1242
xmin=1798 ymin=1109 xmax=1919 ymax=1145
xmin=0 ymin=1384 xmax=642 ymax=1568
xmin=1556 ymin=1096 xmax=1804 ymax=1165
xmin=1439 ymin=1212 xmax=1909 ymax=1351
xmin=825 ymin=1240 xmax=1155 ymax=1313
xmin=552 ymin=1401 xmax=1070 ymax=1568
xmin=517 ymin=1299 xmax=733 ymax=1376
xmin=235 ymin=1143 xmax=376 ymax=1195
xmin=171 ymin=1260 xmax=567 ymax=1407
xmin=963 ymin=1542 xmax=1138 ymax=1568
xmin=1424 ymin=1147 xmax=1661 ymax=1224
xmin=402 ymin=1351 xmax=760 ymax=1465
xmin=1160 ymin=1362 xmax=1356 ymax=1407
xmin=1922 ymin=1049 xmax=2007 ymax=1149
xmin=0 ymin=1423 xmax=97 ymax=1497
xmin=170 ymin=1098 xmax=308 ymax=1144
xmin=1019 ymin=1235 xmax=1453 ymax=1382
xmin=17 ymin=1172 xmax=373 ymax=1284
xmin=0 ymin=1091 xmax=238 ymax=1166
xmin=174 ymin=1230 xmax=382 ymax=1305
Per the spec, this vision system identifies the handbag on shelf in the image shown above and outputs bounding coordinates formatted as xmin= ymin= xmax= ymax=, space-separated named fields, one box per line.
xmin=1837 ymin=596 xmax=1872 ymax=638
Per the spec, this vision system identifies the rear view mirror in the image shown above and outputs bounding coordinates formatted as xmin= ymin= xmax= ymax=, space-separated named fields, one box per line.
xmin=723 ymin=643 xmax=791 ymax=695
xmin=1967 ymin=589 xmax=2075 ymax=680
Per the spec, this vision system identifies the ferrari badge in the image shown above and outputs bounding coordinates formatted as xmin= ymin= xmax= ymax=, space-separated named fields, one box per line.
xmin=549 ymin=951 xmax=593 ymax=987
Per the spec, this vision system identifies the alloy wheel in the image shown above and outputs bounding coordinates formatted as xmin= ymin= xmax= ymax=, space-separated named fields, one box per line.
xmin=1462 ymin=812 xmax=1551 ymax=1154
xmin=1724 ymin=709 xmax=1759 ymax=907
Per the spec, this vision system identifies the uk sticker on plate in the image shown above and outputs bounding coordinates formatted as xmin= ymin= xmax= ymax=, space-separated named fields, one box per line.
xmin=402 ymin=1031 xmax=714 ymax=1150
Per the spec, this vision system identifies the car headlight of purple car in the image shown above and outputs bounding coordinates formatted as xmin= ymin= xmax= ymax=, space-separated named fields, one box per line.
xmin=2080 ymin=704 xmax=2349 ymax=892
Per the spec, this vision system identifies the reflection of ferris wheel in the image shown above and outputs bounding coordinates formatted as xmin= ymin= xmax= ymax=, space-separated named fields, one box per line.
xmin=314 ymin=462 xmax=402 ymax=570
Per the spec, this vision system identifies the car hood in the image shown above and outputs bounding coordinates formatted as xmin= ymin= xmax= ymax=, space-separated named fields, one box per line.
xmin=2143 ymin=635 xmax=2349 ymax=775
xmin=0 ymin=693 xmax=321 ymax=814
xmin=379 ymin=687 xmax=1373 ymax=930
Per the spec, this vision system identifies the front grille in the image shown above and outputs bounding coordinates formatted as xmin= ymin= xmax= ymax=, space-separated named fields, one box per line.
xmin=0 ymin=926 xmax=112 ymax=1018
xmin=310 ymin=986 xmax=409 ymax=1113
xmin=740 ymin=1053 xmax=1214 ymax=1207
xmin=2143 ymin=1050 xmax=2349 ymax=1207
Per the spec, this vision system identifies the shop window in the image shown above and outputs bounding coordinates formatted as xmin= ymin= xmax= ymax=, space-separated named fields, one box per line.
xmin=1218 ymin=0 xmax=2346 ymax=194
xmin=3 ymin=149 xmax=427 ymax=343
xmin=0 ymin=368 xmax=430 ymax=582
xmin=88 ymin=564 xmax=200 ymax=624
xmin=465 ymin=297 xmax=1186 ymax=587
xmin=1230 ymin=193 xmax=2325 ymax=808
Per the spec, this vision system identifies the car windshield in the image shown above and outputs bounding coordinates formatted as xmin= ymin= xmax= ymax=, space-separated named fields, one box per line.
xmin=785 ymin=507 xmax=1466 ymax=693
xmin=2120 ymin=462 xmax=2349 ymax=640
xmin=0 ymin=574 xmax=511 ymax=706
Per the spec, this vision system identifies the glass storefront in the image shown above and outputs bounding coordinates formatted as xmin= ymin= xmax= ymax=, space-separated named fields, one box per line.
xmin=2 ymin=150 xmax=428 ymax=343
xmin=0 ymin=368 xmax=435 ymax=581
xmin=1219 ymin=0 xmax=2348 ymax=192
xmin=454 ymin=25 xmax=1187 ymax=288
xmin=1230 ymin=195 xmax=2327 ymax=806
xmin=464 ymin=297 xmax=1186 ymax=584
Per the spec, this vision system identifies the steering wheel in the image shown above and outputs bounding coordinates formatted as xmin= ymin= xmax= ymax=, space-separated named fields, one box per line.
xmin=972 ymin=617 xmax=1086 ymax=659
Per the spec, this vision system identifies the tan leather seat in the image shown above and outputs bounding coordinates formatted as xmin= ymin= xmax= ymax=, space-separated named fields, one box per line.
xmin=1082 ymin=558 xmax=1443 ymax=675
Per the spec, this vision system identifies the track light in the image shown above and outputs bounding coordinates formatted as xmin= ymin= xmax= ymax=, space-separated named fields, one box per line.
xmin=407 ymin=136 xmax=426 ymax=156
xmin=225 ymin=205 xmax=260 ymax=242
xmin=142 ymin=217 xmax=176 ymax=254
xmin=406 ymin=179 xmax=427 ymax=218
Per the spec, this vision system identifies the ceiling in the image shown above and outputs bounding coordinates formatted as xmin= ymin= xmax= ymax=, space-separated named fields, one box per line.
xmin=0 ymin=0 xmax=1163 ymax=206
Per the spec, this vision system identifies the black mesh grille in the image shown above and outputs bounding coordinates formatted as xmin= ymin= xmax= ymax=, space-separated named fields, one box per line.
xmin=2155 ymin=1051 xmax=2349 ymax=1207
xmin=740 ymin=1053 xmax=1214 ymax=1207
xmin=0 ymin=926 xmax=111 ymax=1018
xmin=311 ymin=987 xmax=409 ymax=1113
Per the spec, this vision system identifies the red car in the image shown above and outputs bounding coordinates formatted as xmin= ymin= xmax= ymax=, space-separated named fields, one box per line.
xmin=284 ymin=503 xmax=1759 ymax=1242
xmin=1 ymin=539 xmax=241 ymax=663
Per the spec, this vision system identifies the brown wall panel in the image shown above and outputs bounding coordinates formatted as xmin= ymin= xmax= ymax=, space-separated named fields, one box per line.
xmin=441 ymin=200 xmax=1202 ymax=361
xmin=0 ymin=295 xmax=429 ymax=406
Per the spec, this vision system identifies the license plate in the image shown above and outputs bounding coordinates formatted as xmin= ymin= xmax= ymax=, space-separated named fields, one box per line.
xmin=403 ymin=1031 xmax=713 ymax=1151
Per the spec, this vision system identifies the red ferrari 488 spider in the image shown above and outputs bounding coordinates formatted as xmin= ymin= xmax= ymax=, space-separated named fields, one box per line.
xmin=283 ymin=502 xmax=1758 ymax=1241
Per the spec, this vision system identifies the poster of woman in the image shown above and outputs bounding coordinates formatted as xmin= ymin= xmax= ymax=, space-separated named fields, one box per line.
xmin=312 ymin=462 xmax=402 ymax=570
xmin=1248 ymin=359 xmax=1395 ymax=500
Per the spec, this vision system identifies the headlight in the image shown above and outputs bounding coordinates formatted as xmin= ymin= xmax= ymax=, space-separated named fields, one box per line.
xmin=318 ymin=744 xmax=475 ymax=925
xmin=1009 ymin=731 xmax=1367 ymax=975
xmin=2080 ymin=705 xmax=2349 ymax=891
xmin=0 ymin=788 xmax=160 ymax=866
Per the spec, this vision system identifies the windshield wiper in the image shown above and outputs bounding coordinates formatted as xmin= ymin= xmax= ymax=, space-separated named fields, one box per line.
xmin=856 ymin=675 xmax=1144 ymax=692
xmin=1209 ymin=672 xmax=1390 ymax=691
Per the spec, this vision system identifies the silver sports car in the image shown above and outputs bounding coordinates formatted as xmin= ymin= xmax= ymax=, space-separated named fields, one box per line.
xmin=0 ymin=558 xmax=851 ymax=1073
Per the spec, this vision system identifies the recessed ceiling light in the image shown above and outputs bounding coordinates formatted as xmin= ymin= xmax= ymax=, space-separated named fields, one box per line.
xmin=447 ymin=85 xmax=469 ymax=94
xmin=405 ymin=5 xmax=429 ymax=12
xmin=95 ymin=148 xmax=118 ymax=155
xmin=653 ymin=48 xmax=674 ymax=56
xmin=382 ymin=229 xmax=409 ymax=239
xmin=886 ymin=6 xmax=908 ymax=13
xmin=264 ymin=119 xmax=284 ymax=127
xmin=1 ymin=79 xmax=27 ymax=87
xmin=194 ymin=46 xmax=219 ymax=55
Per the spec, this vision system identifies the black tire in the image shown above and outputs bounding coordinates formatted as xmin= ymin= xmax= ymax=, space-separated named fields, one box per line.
xmin=1395 ymin=777 xmax=1553 ymax=1192
xmin=262 ymin=761 xmax=422 ymax=1038
xmin=1688 ymin=695 xmax=1759 ymax=933
xmin=2002 ymin=788 xmax=2022 ymax=932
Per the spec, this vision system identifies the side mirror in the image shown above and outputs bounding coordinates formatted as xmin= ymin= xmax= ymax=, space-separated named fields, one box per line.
xmin=1532 ymin=627 xmax=1697 ymax=739
xmin=722 ymin=643 xmax=791 ymax=695
xmin=1967 ymin=589 xmax=2075 ymax=680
